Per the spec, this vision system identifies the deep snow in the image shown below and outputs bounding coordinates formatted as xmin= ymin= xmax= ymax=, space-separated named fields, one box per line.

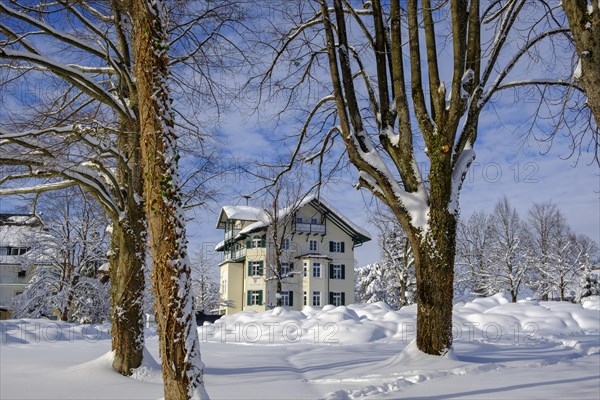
xmin=1 ymin=294 xmax=599 ymax=399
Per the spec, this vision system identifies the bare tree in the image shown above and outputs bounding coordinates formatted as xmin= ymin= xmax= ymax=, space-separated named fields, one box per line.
xmin=12 ymin=188 xmax=110 ymax=323
xmin=370 ymin=205 xmax=416 ymax=308
xmin=259 ymin=0 xmax=562 ymax=354
xmin=456 ymin=211 xmax=494 ymax=297
xmin=0 ymin=0 xmax=146 ymax=374
xmin=486 ymin=197 xmax=532 ymax=302
xmin=190 ymin=250 xmax=221 ymax=314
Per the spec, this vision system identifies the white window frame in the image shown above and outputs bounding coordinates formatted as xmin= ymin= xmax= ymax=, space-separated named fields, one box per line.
xmin=332 ymin=264 xmax=343 ymax=279
xmin=303 ymin=291 xmax=307 ymax=306
xmin=332 ymin=292 xmax=342 ymax=307
xmin=250 ymin=290 xmax=261 ymax=306
xmin=251 ymin=235 xmax=263 ymax=248
xmin=281 ymin=262 xmax=290 ymax=276
xmin=303 ymin=263 xmax=308 ymax=277
xmin=281 ymin=291 xmax=291 ymax=307
xmin=309 ymin=240 xmax=318 ymax=252
xmin=312 ymin=291 xmax=321 ymax=307
xmin=310 ymin=217 xmax=318 ymax=224
xmin=312 ymin=262 xmax=321 ymax=278
xmin=249 ymin=261 xmax=262 ymax=276
xmin=282 ymin=238 xmax=291 ymax=250
xmin=331 ymin=241 xmax=344 ymax=252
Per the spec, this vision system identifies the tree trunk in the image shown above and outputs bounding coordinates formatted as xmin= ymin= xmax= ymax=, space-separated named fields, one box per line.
xmin=60 ymin=274 xmax=79 ymax=322
xmin=109 ymin=212 xmax=146 ymax=375
xmin=563 ymin=1 xmax=600 ymax=124
xmin=412 ymin=204 xmax=456 ymax=355
xmin=131 ymin=1 xmax=206 ymax=398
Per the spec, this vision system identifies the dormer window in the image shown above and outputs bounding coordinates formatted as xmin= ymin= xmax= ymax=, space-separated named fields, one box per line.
xmin=295 ymin=217 xmax=303 ymax=223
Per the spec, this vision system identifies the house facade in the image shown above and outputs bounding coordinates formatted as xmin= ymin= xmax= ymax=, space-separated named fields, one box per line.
xmin=0 ymin=214 xmax=44 ymax=319
xmin=215 ymin=195 xmax=370 ymax=315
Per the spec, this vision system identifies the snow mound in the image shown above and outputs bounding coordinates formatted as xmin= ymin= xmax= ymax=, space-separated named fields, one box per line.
xmin=582 ymin=295 xmax=600 ymax=310
xmin=130 ymin=347 xmax=163 ymax=383
xmin=0 ymin=319 xmax=111 ymax=344
xmin=200 ymin=295 xmax=599 ymax=345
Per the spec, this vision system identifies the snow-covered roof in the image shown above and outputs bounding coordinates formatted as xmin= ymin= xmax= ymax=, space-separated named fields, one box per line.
xmin=216 ymin=195 xmax=371 ymax=245
xmin=216 ymin=206 xmax=266 ymax=229
xmin=0 ymin=214 xmax=45 ymax=247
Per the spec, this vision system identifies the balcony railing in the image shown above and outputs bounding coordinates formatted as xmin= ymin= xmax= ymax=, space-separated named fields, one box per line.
xmin=225 ymin=247 xmax=246 ymax=262
xmin=294 ymin=223 xmax=325 ymax=234
xmin=224 ymin=229 xmax=241 ymax=241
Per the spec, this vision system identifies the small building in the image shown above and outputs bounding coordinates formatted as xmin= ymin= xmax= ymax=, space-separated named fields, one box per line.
xmin=0 ymin=214 xmax=45 ymax=319
xmin=215 ymin=195 xmax=370 ymax=315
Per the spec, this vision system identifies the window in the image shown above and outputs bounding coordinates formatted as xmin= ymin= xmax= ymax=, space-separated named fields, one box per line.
xmin=329 ymin=292 xmax=346 ymax=306
xmin=309 ymin=240 xmax=318 ymax=252
xmin=1 ymin=247 xmax=28 ymax=256
xmin=251 ymin=235 xmax=265 ymax=248
xmin=295 ymin=216 xmax=303 ymax=223
xmin=281 ymin=291 xmax=293 ymax=307
xmin=329 ymin=241 xmax=345 ymax=253
xmin=312 ymin=291 xmax=321 ymax=306
xmin=312 ymin=262 xmax=321 ymax=278
xmin=247 ymin=261 xmax=264 ymax=276
xmin=17 ymin=270 xmax=26 ymax=278
xmin=281 ymin=262 xmax=293 ymax=276
xmin=310 ymin=217 xmax=318 ymax=224
xmin=330 ymin=264 xmax=346 ymax=280
xmin=247 ymin=290 xmax=263 ymax=306
xmin=303 ymin=291 xmax=307 ymax=306
xmin=283 ymin=238 xmax=291 ymax=250
xmin=303 ymin=263 xmax=308 ymax=277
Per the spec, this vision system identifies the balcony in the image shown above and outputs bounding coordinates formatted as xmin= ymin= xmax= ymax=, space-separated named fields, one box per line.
xmin=225 ymin=247 xmax=246 ymax=262
xmin=294 ymin=223 xmax=325 ymax=235
xmin=224 ymin=229 xmax=241 ymax=241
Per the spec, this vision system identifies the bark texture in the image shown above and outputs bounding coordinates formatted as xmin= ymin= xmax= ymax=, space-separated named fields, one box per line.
xmin=109 ymin=210 xmax=146 ymax=375
xmin=563 ymin=0 xmax=600 ymax=124
xmin=130 ymin=0 xmax=206 ymax=398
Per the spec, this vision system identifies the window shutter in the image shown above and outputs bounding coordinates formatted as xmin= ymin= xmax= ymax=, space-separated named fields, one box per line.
xmin=289 ymin=291 xmax=293 ymax=307
xmin=258 ymin=290 xmax=263 ymax=305
xmin=341 ymin=292 xmax=346 ymax=306
xmin=329 ymin=241 xmax=334 ymax=252
xmin=246 ymin=239 xmax=251 ymax=248
xmin=261 ymin=238 xmax=266 ymax=247
xmin=341 ymin=242 xmax=345 ymax=253
xmin=247 ymin=291 xmax=251 ymax=306
xmin=258 ymin=261 xmax=264 ymax=275
xmin=341 ymin=264 xmax=346 ymax=280
xmin=329 ymin=264 xmax=334 ymax=278
xmin=289 ymin=262 xmax=294 ymax=271
xmin=247 ymin=262 xmax=252 ymax=276
xmin=329 ymin=292 xmax=334 ymax=305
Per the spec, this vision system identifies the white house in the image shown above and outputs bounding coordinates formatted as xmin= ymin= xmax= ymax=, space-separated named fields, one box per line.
xmin=0 ymin=213 xmax=46 ymax=319
xmin=215 ymin=195 xmax=371 ymax=315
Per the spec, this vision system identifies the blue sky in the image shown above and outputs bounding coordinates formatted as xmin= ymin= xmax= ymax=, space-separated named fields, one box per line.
xmin=1 ymin=1 xmax=598 ymax=272
xmin=185 ymin=103 xmax=599 ymax=269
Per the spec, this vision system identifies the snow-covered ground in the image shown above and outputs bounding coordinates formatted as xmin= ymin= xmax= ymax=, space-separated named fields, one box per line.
xmin=1 ymin=294 xmax=599 ymax=399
